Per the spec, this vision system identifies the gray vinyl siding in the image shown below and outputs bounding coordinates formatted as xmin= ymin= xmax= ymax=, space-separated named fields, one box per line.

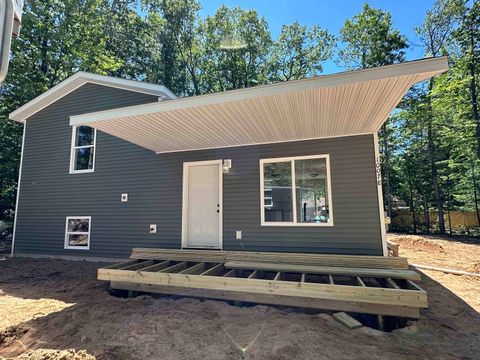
xmin=15 ymin=83 xmax=384 ymax=258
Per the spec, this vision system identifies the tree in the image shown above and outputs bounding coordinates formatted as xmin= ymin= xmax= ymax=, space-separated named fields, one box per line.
xmin=268 ymin=21 xmax=334 ymax=82
xmin=0 ymin=0 xmax=120 ymax=219
xmin=416 ymin=0 xmax=464 ymax=233
xmin=337 ymin=4 xmax=407 ymax=69
xmin=199 ymin=6 xmax=272 ymax=92
xmin=337 ymin=3 xmax=408 ymax=220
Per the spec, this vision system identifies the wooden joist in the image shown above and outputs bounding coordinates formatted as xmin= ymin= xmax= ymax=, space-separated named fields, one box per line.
xmin=224 ymin=261 xmax=420 ymax=281
xmin=130 ymin=248 xmax=409 ymax=269
xmin=159 ymin=262 xmax=188 ymax=273
xmin=178 ymin=262 xmax=206 ymax=275
xmin=200 ymin=263 xmax=224 ymax=276
xmin=139 ymin=260 xmax=171 ymax=272
xmin=120 ymin=260 xmax=154 ymax=271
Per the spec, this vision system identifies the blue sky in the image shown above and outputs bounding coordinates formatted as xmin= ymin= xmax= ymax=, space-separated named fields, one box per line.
xmin=199 ymin=0 xmax=435 ymax=74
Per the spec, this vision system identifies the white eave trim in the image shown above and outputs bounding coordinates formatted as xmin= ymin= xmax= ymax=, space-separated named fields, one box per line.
xmin=9 ymin=71 xmax=176 ymax=122
xmin=70 ymin=57 xmax=448 ymax=126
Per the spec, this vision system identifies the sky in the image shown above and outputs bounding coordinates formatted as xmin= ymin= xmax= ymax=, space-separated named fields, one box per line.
xmin=199 ymin=0 xmax=436 ymax=74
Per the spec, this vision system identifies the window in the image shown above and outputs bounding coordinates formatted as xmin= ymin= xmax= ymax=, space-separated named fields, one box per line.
xmin=260 ymin=155 xmax=333 ymax=226
xmin=64 ymin=216 xmax=91 ymax=250
xmin=70 ymin=126 xmax=96 ymax=173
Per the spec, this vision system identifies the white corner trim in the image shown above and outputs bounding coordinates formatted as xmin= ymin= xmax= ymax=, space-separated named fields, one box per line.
xmin=9 ymin=71 xmax=176 ymax=122
xmin=181 ymin=159 xmax=223 ymax=250
xmin=373 ymin=132 xmax=388 ymax=256
xmin=69 ymin=126 xmax=97 ymax=174
xmin=259 ymin=154 xmax=334 ymax=227
xmin=64 ymin=216 xmax=91 ymax=250
xmin=10 ymin=121 xmax=26 ymax=257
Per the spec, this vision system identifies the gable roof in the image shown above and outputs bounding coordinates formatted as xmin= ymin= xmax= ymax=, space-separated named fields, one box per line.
xmin=69 ymin=57 xmax=449 ymax=154
xmin=9 ymin=72 xmax=176 ymax=122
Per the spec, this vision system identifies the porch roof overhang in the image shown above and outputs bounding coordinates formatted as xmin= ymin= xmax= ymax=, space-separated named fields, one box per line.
xmin=70 ymin=57 xmax=448 ymax=154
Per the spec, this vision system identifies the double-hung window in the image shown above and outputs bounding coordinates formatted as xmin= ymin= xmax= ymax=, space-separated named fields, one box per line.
xmin=64 ymin=216 xmax=91 ymax=250
xmin=70 ymin=126 xmax=96 ymax=173
xmin=260 ymin=155 xmax=333 ymax=226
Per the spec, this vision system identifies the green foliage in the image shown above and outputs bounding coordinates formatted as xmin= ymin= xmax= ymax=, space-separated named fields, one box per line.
xmin=269 ymin=21 xmax=334 ymax=81
xmin=337 ymin=3 xmax=407 ymax=69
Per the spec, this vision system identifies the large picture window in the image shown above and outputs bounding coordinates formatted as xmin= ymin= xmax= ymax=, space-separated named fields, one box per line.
xmin=260 ymin=155 xmax=333 ymax=226
xmin=70 ymin=126 xmax=96 ymax=173
xmin=64 ymin=216 xmax=91 ymax=250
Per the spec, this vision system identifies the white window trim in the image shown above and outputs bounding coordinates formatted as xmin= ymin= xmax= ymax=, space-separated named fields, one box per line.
xmin=260 ymin=154 xmax=334 ymax=227
xmin=64 ymin=216 xmax=91 ymax=250
xmin=69 ymin=126 xmax=96 ymax=174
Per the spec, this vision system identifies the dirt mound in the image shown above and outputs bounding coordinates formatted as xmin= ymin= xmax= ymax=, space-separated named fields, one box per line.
xmin=393 ymin=235 xmax=445 ymax=253
xmin=0 ymin=349 xmax=95 ymax=360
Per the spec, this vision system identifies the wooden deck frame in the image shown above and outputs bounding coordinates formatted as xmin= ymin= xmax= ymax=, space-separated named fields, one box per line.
xmin=98 ymin=249 xmax=426 ymax=319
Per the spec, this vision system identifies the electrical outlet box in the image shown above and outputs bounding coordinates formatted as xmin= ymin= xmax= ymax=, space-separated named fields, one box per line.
xmin=121 ymin=193 xmax=128 ymax=202
xmin=236 ymin=230 xmax=242 ymax=240
xmin=149 ymin=224 xmax=157 ymax=234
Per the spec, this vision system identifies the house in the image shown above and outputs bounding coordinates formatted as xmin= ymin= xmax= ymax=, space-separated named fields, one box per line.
xmin=9 ymin=57 xmax=448 ymax=261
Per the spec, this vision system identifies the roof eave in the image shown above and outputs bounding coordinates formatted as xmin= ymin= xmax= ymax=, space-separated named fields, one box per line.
xmin=9 ymin=71 xmax=176 ymax=122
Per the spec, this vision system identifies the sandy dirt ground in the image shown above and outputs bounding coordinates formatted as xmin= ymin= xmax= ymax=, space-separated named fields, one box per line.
xmin=0 ymin=235 xmax=479 ymax=360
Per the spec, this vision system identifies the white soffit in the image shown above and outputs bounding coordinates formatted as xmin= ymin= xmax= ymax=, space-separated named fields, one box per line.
xmin=70 ymin=57 xmax=448 ymax=153
xmin=9 ymin=72 xmax=176 ymax=122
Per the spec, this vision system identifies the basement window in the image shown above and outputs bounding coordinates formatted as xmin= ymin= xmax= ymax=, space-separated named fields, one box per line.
xmin=260 ymin=155 xmax=333 ymax=226
xmin=69 ymin=126 xmax=96 ymax=173
xmin=64 ymin=216 xmax=91 ymax=250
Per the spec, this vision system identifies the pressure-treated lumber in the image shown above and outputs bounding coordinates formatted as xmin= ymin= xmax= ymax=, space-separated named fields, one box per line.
xmin=120 ymin=260 xmax=154 ymax=271
xmin=333 ymin=312 xmax=363 ymax=329
xmin=159 ymin=261 xmax=187 ymax=273
xmin=98 ymin=268 xmax=427 ymax=308
xmin=109 ymin=281 xmax=420 ymax=318
xmin=139 ymin=260 xmax=171 ymax=272
xmin=412 ymin=263 xmax=480 ymax=277
xmin=130 ymin=248 xmax=409 ymax=269
xmin=178 ymin=262 xmax=206 ymax=275
xmin=224 ymin=261 xmax=421 ymax=281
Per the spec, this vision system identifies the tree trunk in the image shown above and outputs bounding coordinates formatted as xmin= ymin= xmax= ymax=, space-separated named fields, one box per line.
xmin=408 ymin=175 xmax=417 ymax=234
xmin=423 ymin=190 xmax=430 ymax=234
xmin=427 ymin=79 xmax=446 ymax=233
xmin=472 ymin=159 xmax=480 ymax=226
xmin=382 ymin=123 xmax=393 ymax=218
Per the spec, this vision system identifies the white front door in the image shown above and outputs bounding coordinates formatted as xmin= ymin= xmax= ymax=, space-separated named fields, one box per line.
xmin=182 ymin=160 xmax=222 ymax=249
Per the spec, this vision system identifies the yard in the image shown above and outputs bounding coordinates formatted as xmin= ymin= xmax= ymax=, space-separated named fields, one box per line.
xmin=0 ymin=234 xmax=479 ymax=360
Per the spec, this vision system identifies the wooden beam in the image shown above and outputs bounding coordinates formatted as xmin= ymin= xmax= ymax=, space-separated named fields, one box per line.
xmin=200 ymin=263 xmax=224 ymax=276
xmin=356 ymin=277 xmax=366 ymax=287
xmin=178 ymin=262 xmax=207 ymax=275
xmin=130 ymin=248 xmax=409 ymax=269
xmin=224 ymin=269 xmax=236 ymax=277
xmin=386 ymin=278 xmax=401 ymax=289
xmin=333 ymin=312 xmax=363 ymax=329
xmin=103 ymin=259 xmax=139 ymax=270
xmin=406 ymin=280 xmax=425 ymax=292
xmin=224 ymin=261 xmax=420 ymax=281
xmin=159 ymin=262 xmax=188 ymax=273
xmin=139 ymin=260 xmax=171 ymax=272
xmin=109 ymin=281 xmax=421 ymax=318
xmin=120 ymin=260 xmax=154 ymax=271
